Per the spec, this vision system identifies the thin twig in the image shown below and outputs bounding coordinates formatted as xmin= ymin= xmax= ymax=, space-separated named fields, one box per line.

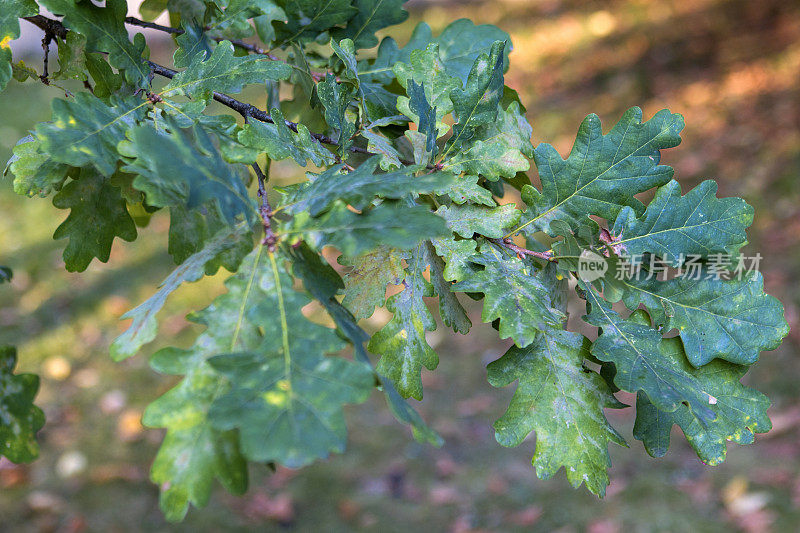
xmin=23 ymin=14 xmax=419 ymax=166
xmin=124 ymin=16 xmax=328 ymax=81
xmin=489 ymin=237 xmax=555 ymax=262
xmin=251 ymin=160 xmax=278 ymax=250
xmin=40 ymin=33 xmax=53 ymax=83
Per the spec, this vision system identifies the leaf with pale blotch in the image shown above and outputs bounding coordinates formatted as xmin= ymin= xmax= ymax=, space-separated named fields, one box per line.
xmin=612 ymin=180 xmax=753 ymax=266
xmin=488 ymin=328 xmax=626 ymax=496
xmin=442 ymin=175 xmax=496 ymax=206
xmin=40 ymin=0 xmax=150 ymax=87
xmin=513 ymin=108 xmax=684 ymax=236
xmin=582 ymin=286 xmax=717 ymax=424
xmin=162 ymin=41 xmax=291 ymax=103
xmin=238 ymin=107 xmax=334 ymax=167
xmin=616 ymin=271 xmax=789 ymax=367
xmin=340 ymin=246 xmax=405 ymax=320
xmin=317 ymin=74 xmax=358 ymax=156
xmin=35 ymin=93 xmax=146 ymax=176
xmin=143 ymin=247 xmax=364 ymax=519
xmin=443 ymin=41 xmax=505 ymax=155
xmin=627 ymin=311 xmax=771 ymax=465
xmin=53 ymin=32 xmax=87 ymax=81
xmin=291 ymin=157 xmax=458 ymax=216
xmin=431 ymin=235 xmax=479 ymax=282
xmin=4 ymin=135 xmax=76 ymax=197
xmin=395 ymin=44 xmax=460 ymax=136
xmin=274 ymin=0 xmax=357 ymax=45
xmin=332 ymin=0 xmax=408 ymax=49
xmin=122 ymin=120 xmax=254 ymax=224
xmin=111 ymin=225 xmax=251 ymax=361
xmin=52 ymin=167 xmax=137 ymax=272
xmin=205 ymin=249 xmax=373 ymax=466
xmin=436 ymin=203 xmax=520 ymax=239
xmin=286 ymin=200 xmax=449 ymax=257
xmin=0 ymin=346 xmax=45 ymax=464
xmin=452 ymin=242 xmax=564 ymax=347
xmin=443 ymin=101 xmax=534 ymax=181
xmin=369 ymin=244 xmax=438 ymax=400
xmin=288 ymin=243 xmax=442 ymax=446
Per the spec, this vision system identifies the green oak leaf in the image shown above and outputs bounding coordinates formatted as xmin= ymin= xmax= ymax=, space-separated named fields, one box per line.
xmin=443 ymin=175 xmax=496 ymax=206
xmin=207 ymin=0 xmax=280 ymax=38
xmin=254 ymin=3 xmax=288 ymax=46
xmin=40 ymin=0 xmax=150 ymax=87
xmin=287 ymin=243 xmax=443 ymax=445
xmin=84 ymin=52 xmax=123 ymax=98
xmin=513 ymin=107 xmax=685 ymax=236
xmin=332 ymin=0 xmax=408 ymax=49
xmin=122 ymin=120 xmax=254 ymax=224
xmin=429 ymin=18 xmax=511 ymax=82
xmin=431 ymin=235 xmax=480 ymax=282
xmin=317 ymin=74 xmax=358 ymax=156
xmin=395 ymin=44 xmax=460 ymax=136
xmin=422 ymin=241 xmax=471 ymax=334
xmin=627 ymin=310 xmax=771 ymax=464
xmin=205 ymin=248 xmax=373 ymax=466
xmin=582 ymin=286 xmax=717 ymax=424
xmin=238 ymin=107 xmax=335 ymax=167
xmin=274 ymin=0 xmax=358 ymax=45
xmin=488 ymin=328 xmax=626 ymax=497
xmin=361 ymin=130 xmax=402 ymax=170
xmin=0 ymin=346 xmax=45 ymax=463
xmin=35 ymin=93 xmax=146 ymax=176
xmin=436 ymin=203 xmax=521 ymax=239
xmin=405 ymin=80 xmax=438 ymax=163
xmin=612 ymin=179 xmax=753 ymax=266
xmin=286 ymin=200 xmax=449 ymax=256
xmin=340 ymin=246 xmax=405 ymax=320
xmin=451 ymin=242 xmax=564 ymax=347
xmin=162 ymin=40 xmax=291 ymax=103
xmin=359 ymin=19 xmax=510 ymax=85
xmin=167 ymin=204 xmax=254 ymax=273
xmin=442 ymin=41 xmax=505 ymax=155
xmin=294 ymin=157 xmax=458 ymax=216
xmin=52 ymin=167 xmax=137 ymax=272
xmin=53 ymin=32 xmax=88 ymax=81
xmin=616 ymin=270 xmax=789 ymax=367
xmin=368 ymin=244 xmax=438 ymax=400
xmin=4 ymin=135 xmax=76 ymax=197
xmin=443 ymin=101 xmax=534 ymax=181
xmin=173 ymin=21 xmax=213 ymax=68
xmin=111 ymin=224 xmax=251 ymax=361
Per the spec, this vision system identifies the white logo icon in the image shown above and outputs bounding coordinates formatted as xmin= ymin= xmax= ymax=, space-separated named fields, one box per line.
xmin=578 ymin=250 xmax=608 ymax=282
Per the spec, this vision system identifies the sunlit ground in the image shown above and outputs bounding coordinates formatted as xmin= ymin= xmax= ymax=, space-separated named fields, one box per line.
xmin=1 ymin=0 xmax=799 ymax=531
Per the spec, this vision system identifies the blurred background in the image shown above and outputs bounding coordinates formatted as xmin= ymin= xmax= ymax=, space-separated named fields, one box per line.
xmin=1 ymin=0 xmax=799 ymax=531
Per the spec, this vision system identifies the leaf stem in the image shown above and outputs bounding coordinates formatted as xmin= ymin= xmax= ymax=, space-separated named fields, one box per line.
xmin=488 ymin=237 xmax=555 ymax=262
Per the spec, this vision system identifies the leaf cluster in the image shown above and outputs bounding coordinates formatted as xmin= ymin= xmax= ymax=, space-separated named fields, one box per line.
xmin=0 ymin=0 xmax=789 ymax=521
